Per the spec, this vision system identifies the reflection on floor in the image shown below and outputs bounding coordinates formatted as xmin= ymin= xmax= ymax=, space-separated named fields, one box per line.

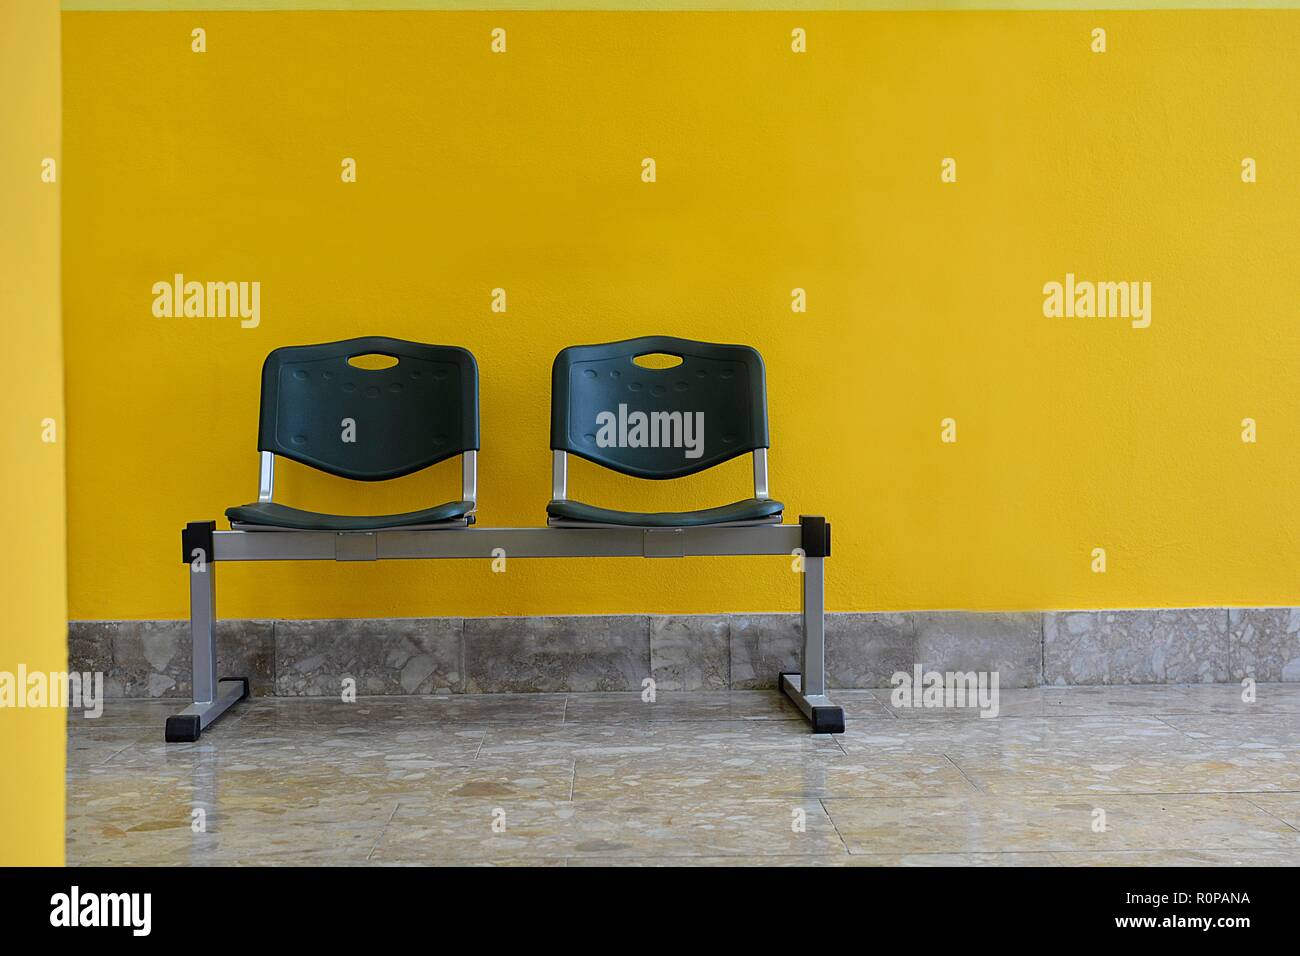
xmin=67 ymin=685 xmax=1300 ymax=866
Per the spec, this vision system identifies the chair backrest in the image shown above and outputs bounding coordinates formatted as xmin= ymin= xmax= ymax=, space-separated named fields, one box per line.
xmin=550 ymin=335 xmax=770 ymax=480
xmin=257 ymin=336 xmax=479 ymax=481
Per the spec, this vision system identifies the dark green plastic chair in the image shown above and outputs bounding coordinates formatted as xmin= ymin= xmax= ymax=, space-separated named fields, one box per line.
xmin=547 ymin=335 xmax=783 ymax=527
xmin=225 ymin=336 xmax=479 ymax=531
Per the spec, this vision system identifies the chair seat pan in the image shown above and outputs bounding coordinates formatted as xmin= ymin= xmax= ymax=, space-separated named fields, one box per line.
xmin=226 ymin=500 xmax=473 ymax=532
xmin=546 ymin=497 xmax=783 ymax=527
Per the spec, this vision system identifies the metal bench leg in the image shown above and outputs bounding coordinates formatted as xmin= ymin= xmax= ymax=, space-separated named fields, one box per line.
xmin=780 ymin=516 xmax=844 ymax=734
xmin=165 ymin=550 xmax=248 ymax=742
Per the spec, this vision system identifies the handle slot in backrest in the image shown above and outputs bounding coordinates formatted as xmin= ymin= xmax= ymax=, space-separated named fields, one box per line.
xmin=631 ymin=352 xmax=683 ymax=369
xmin=347 ymin=353 xmax=400 ymax=370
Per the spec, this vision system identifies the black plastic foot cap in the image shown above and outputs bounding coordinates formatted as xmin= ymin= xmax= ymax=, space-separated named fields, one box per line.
xmin=165 ymin=714 xmax=201 ymax=743
xmin=810 ymin=706 xmax=845 ymax=735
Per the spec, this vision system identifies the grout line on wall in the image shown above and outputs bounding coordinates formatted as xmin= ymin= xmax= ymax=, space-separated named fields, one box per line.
xmin=1040 ymin=611 xmax=1046 ymax=685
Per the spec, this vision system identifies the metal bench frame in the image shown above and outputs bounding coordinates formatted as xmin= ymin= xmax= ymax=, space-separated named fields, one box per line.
xmin=169 ymin=508 xmax=840 ymax=741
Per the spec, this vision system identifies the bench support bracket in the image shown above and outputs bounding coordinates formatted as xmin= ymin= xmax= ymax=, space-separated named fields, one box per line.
xmin=778 ymin=516 xmax=844 ymax=733
xmin=165 ymin=555 xmax=249 ymax=742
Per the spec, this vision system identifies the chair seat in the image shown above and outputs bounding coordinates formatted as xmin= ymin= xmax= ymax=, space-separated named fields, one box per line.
xmin=226 ymin=500 xmax=474 ymax=532
xmin=546 ymin=497 xmax=783 ymax=528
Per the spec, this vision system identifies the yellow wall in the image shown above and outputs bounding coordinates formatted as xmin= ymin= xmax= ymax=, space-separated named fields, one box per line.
xmin=63 ymin=10 xmax=1300 ymax=620
xmin=1 ymin=0 xmax=66 ymax=865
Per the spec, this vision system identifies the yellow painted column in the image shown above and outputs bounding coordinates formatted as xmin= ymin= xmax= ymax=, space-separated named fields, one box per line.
xmin=0 ymin=0 xmax=66 ymax=866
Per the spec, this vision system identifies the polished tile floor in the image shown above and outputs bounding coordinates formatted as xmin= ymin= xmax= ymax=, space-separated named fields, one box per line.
xmin=67 ymin=685 xmax=1300 ymax=866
